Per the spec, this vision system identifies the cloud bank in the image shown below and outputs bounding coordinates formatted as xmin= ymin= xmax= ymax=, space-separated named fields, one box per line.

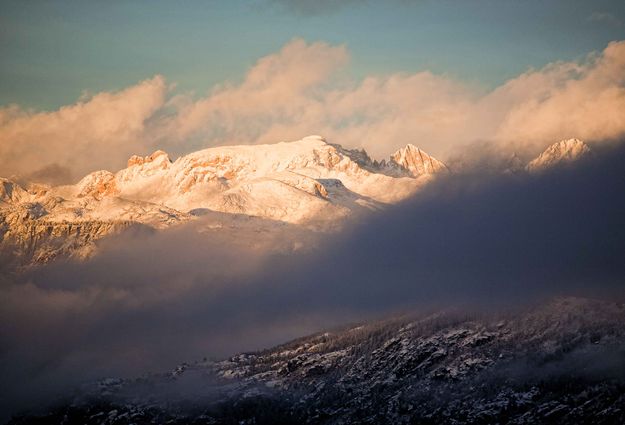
xmin=2 ymin=143 xmax=625 ymax=418
xmin=0 ymin=76 xmax=167 ymax=183
xmin=1 ymin=39 xmax=625 ymax=184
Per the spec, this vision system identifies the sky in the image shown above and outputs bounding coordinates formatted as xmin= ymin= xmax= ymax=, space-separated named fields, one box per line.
xmin=1 ymin=1 xmax=625 ymax=184
xmin=1 ymin=0 xmax=624 ymax=110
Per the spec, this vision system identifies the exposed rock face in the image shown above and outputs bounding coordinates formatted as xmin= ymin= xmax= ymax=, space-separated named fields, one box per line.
xmin=389 ymin=144 xmax=449 ymax=177
xmin=526 ymin=139 xmax=592 ymax=173
xmin=0 ymin=213 xmax=135 ymax=266
xmin=0 ymin=177 xmax=186 ymax=269
xmin=12 ymin=298 xmax=625 ymax=424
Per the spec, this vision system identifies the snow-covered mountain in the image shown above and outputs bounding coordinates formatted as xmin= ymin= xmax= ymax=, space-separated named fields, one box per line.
xmin=0 ymin=136 xmax=598 ymax=267
xmin=14 ymin=297 xmax=625 ymax=424
xmin=109 ymin=135 xmax=438 ymax=222
xmin=0 ymin=136 xmax=447 ymax=266
xmin=526 ymin=138 xmax=592 ymax=173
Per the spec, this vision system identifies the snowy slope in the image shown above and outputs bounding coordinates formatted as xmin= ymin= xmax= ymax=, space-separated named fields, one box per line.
xmin=0 ymin=136 xmax=447 ymax=265
xmin=111 ymin=135 xmax=440 ymax=222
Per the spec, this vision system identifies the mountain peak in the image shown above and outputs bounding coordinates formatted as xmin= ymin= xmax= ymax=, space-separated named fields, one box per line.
xmin=390 ymin=144 xmax=448 ymax=177
xmin=526 ymin=138 xmax=591 ymax=173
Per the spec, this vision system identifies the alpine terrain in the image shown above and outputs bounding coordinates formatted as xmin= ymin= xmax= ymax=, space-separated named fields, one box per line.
xmin=0 ymin=136 xmax=591 ymax=268
xmin=0 ymin=136 xmax=447 ymax=267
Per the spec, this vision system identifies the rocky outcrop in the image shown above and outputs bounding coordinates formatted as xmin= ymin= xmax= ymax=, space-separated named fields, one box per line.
xmin=0 ymin=209 xmax=136 ymax=266
xmin=0 ymin=177 xmax=184 ymax=269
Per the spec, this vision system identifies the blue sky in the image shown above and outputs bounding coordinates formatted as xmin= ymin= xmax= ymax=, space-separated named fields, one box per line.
xmin=1 ymin=0 xmax=624 ymax=110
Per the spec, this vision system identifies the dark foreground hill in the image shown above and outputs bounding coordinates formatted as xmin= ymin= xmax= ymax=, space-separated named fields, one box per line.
xmin=9 ymin=297 xmax=625 ymax=425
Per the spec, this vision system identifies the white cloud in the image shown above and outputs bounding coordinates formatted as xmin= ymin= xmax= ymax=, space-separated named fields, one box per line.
xmin=164 ymin=38 xmax=625 ymax=160
xmin=491 ymin=40 xmax=625 ymax=150
xmin=2 ymin=39 xmax=625 ymax=182
xmin=0 ymin=76 xmax=166 ymax=182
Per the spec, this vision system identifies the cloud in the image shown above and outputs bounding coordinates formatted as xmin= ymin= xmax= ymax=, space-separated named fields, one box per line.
xmin=166 ymin=38 xmax=625 ymax=160
xmin=18 ymin=163 xmax=74 ymax=186
xmin=0 ymin=76 xmax=167 ymax=183
xmin=491 ymin=40 xmax=625 ymax=151
xmin=156 ymin=38 xmax=479 ymax=160
xmin=2 ymin=143 xmax=625 ymax=418
xmin=0 ymin=218 xmax=333 ymax=417
xmin=164 ymin=39 xmax=350 ymax=148
xmin=2 ymin=39 xmax=625 ymax=183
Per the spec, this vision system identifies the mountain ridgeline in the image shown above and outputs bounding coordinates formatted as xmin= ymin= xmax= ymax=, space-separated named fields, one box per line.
xmin=0 ymin=137 xmax=592 ymax=268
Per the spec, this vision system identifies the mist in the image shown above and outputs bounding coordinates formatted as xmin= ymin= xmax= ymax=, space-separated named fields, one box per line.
xmin=1 ymin=142 xmax=625 ymax=419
